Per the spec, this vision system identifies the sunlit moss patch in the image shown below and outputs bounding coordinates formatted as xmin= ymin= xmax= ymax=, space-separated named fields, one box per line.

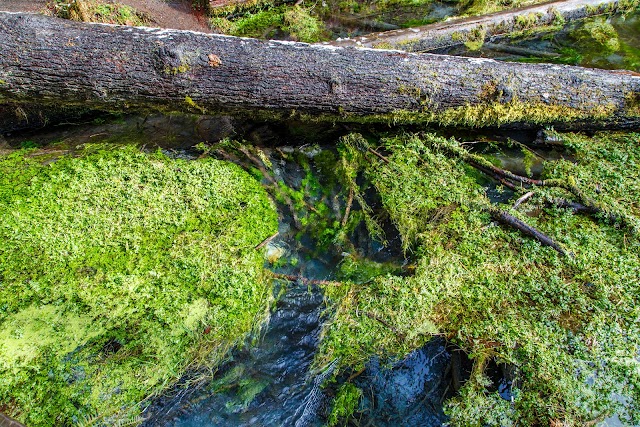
xmin=0 ymin=146 xmax=278 ymax=426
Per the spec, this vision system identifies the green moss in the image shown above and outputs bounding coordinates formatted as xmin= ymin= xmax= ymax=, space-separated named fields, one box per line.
xmin=319 ymin=99 xmax=617 ymax=128
xmin=230 ymin=8 xmax=284 ymax=38
xmin=165 ymin=61 xmax=191 ymax=75
xmin=0 ymin=146 xmax=278 ymax=426
xmin=337 ymin=255 xmax=402 ymax=284
xmin=318 ymin=132 xmax=640 ymax=425
xmin=208 ymin=0 xmax=275 ymax=18
xmin=327 ymin=383 xmax=362 ymax=426
xmin=283 ymin=6 xmax=328 ymax=43
xmin=463 ymin=27 xmax=487 ymax=51
xmin=570 ymin=18 xmax=621 ymax=53
xmin=514 ymin=12 xmax=543 ymax=30
xmin=52 ymin=0 xmax=148 ymax=26
xmin=184 ymin=96 xmax=205 ymax=114
xmin=460 ymin=0 xmax=548 ymax=16
xmin=210 ymin=5 xmax=328 ymax=43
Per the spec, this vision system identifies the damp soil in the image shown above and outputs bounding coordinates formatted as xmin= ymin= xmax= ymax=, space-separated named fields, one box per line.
xmin=0 ymin=0 xmax=211 ymax=32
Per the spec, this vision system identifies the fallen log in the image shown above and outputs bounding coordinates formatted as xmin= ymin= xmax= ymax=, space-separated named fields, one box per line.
xmin=329 ymin=0 xmax=637 ymax=52
xmin=0 ymin=413 xmax=25 ymax=427
xmin=0 ymin=12 xmax=639 ymax=130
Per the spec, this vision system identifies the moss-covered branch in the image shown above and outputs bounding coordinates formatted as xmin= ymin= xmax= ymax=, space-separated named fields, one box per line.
xmin=330 ymin=0 xmax=639 ymax=52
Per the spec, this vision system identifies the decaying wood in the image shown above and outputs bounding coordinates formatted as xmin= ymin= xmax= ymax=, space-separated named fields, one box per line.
xmin=483 ymin=43 xmax=561 ymax=59
xmin=1 ymin=12 xmax=639 ymax=132
xmin=330 ymin=0 xmax=635 ymax=52
xmin=0 ymin=413 xmax=25 ymax=427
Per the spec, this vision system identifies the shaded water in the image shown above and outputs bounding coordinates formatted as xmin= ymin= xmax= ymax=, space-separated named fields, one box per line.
xmin=146 ymin=281 xmax=328 ymax=427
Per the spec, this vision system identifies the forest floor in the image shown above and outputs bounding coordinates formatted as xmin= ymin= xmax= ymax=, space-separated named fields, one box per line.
xmin=0 ymin=0 xmax=211 ymax=32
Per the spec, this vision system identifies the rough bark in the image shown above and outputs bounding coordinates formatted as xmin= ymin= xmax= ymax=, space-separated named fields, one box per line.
xmin=0 ymin=413 xmax=25 ymax=427
xmin=0 ymin=12 xmax=639 ymax=130
xmin=329 ymin=0 xmax=637 ymax=52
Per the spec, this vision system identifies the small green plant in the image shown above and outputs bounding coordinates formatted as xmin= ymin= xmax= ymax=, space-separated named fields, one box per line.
xmin=327 ymin=383 xmax=362 ymax=426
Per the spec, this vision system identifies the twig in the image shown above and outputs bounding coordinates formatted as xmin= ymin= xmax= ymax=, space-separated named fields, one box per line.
xmin=367 ymin=147 xmax=390 ymax=164
xmin=513 ymin=191 xmax=534 ymax=209
xmin=255 ymin=232 xmax=279 ymax=250
xmin=347 ymin=366 xmax=366 ymax=382
xmin=472 ymin=163 xmax=519 ymax=191
xmin=487 ymin=207 xmax=571 ymax=257
xmin=365 ymin=311 xmax=406 ymax=340
xmin=272 ymin=273 xmax=342 ymax=287
xmin=467 ymin=157 xmax=543 ymax=186
xmin=341 ymin=186 xmax=354 ymax=227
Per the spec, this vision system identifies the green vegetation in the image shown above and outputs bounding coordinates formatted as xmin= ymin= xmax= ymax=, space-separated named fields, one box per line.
xmin=0 ymin=145 xmax=278 ymax=426
xmin=210 ymin=5 xmax=328 ymax=43
xmin=52 ymin=0 xmax=148 ymax=26
xmin=458 ymin=0 xmax=548 ymax=16
xmin=573 ymin=18 xmax=621 ymax=53
xmin=327 ymin=383 xmax=362 ymax=426
xmin=317 ymin=132 xmax=640 ymax=425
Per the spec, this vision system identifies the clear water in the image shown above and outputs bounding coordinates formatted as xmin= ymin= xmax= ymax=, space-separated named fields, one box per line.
xmin=142 ymin=145 xmax=456 ymax=426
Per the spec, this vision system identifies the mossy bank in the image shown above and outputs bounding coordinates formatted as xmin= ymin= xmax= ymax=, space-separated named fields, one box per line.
xmin=0 ymin=145 xmax=278 ymax=426
xmin=318 ymin=132 xmax=640 ymax=425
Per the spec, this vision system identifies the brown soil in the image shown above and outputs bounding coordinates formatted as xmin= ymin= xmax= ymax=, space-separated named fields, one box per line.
xmin=119 ymin=0 xmax=212 ymax=32
xmin=0 ymin=1 xmax=47 ymax=13
xmin=0 ymin=0 xmax=212 ymax=33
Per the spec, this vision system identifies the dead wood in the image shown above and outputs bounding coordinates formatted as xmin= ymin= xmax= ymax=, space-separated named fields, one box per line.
xmin=1 ymin=12 xmax=639 ymax=132
xmin=329 ymin=0 xmax=633 ymax=52
xmin=488 ymin=207 xmax=571 ymax=256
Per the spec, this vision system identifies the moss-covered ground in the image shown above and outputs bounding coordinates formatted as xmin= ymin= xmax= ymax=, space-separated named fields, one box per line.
xmin=0 ymin=145 xmax=278 ymax=425
xmin=318 ymin=131 xmax=640 ymax=425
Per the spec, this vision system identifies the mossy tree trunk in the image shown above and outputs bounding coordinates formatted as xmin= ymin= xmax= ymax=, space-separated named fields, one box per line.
xmin=0 ymin=12 xmax=639 ymax=131
xmin=329 ymin=0 xmax=637 ymax=52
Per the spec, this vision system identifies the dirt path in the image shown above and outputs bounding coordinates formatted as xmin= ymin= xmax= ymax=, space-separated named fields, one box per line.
xmin=121 ymin=0 xmax=212 ymax=32
xmin=0 ymin=1 xmax=47 ymax=13
xmin=0 ymin=0 xmax=212 ymax=33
